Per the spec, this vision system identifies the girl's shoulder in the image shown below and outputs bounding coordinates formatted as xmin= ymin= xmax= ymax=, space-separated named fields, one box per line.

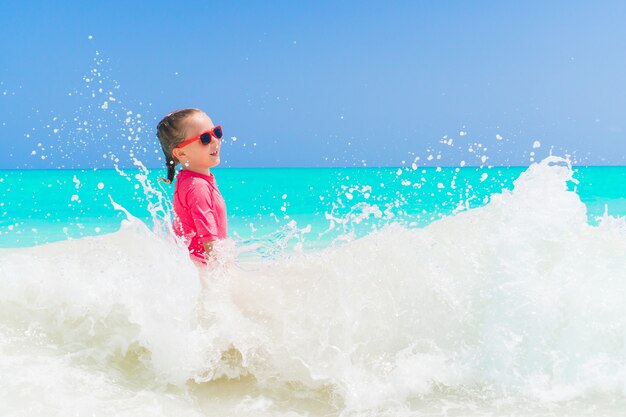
xmin=178 ymin=175 xmax=211 ymax=192
xmin=175 ymin=172 xmax=213 ymax=201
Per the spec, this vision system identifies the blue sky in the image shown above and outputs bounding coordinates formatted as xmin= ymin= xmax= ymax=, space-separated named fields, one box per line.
xmin=1 ymin=0 xmax=625 ymax=169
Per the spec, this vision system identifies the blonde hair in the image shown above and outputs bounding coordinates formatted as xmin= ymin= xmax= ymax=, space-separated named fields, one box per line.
xmin=156 ymin=108 xmax=202 ymax=183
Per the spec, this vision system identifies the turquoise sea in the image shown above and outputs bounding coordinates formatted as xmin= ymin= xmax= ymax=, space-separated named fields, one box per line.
xmin=2 ymin=158 xmax=626 ymax=417
xmin=2 ymin=164 xmax=625 ymax=248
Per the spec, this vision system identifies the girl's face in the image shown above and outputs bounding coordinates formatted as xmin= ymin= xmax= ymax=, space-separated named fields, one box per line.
xmin=173 ymin=112 xmax=221 ymax=172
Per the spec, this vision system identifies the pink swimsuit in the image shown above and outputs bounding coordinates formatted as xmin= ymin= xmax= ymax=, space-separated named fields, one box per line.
xmin=172 ymin=169 xmax=228 ymax=264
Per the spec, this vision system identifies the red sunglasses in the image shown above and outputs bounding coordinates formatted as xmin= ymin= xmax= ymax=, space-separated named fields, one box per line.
xmin=175 ymin=125 xmax=223 ymax=150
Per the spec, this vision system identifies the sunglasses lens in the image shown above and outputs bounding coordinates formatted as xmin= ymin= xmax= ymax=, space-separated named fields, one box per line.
xmin=213 ymin=126 xmax=223 ymax=139
xmin=200 ymin=133 xmax=212 ymax=145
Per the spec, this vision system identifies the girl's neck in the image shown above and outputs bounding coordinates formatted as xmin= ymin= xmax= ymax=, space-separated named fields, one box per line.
xmin=184 ymin=166 xmax=211 ymax=176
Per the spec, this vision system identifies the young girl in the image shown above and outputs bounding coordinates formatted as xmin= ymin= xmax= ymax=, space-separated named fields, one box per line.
xmin=156 ymin=108 xmax=227 ymax=266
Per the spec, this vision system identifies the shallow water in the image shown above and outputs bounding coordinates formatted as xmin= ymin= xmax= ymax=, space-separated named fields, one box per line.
xmin=1 ymin=158 xmax=626 ymax=416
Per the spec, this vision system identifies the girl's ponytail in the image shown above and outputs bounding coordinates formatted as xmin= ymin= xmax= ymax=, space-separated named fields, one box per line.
xmin=158 ymin=159 xmax=177 ymax=184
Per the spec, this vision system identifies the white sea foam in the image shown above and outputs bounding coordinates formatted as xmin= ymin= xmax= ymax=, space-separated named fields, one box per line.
xmin=1 ymin=157 xmax=626 ymax=416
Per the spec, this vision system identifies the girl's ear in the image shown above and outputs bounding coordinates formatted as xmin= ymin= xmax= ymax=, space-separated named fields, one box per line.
xmin=172 ymin=147 xmax=183 ymax=161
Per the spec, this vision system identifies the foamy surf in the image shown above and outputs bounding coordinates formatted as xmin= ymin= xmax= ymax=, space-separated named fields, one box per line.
xmin=1 ymin=157 xmax=626 ymax=416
